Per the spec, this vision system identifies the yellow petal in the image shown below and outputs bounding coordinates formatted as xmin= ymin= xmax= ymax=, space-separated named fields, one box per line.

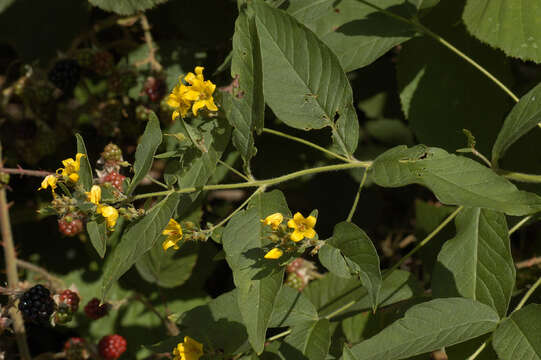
xmin=290 ymin=230 xmax=304 ymax=242
xmin=184 ymin=72 xmax=196 ymax=84
xmin=172 ymin=110 xmax=180 ymax=121
xmin=184 ymin=336 xmax=203 ymax=354
xmin=305 ymin=215 xmax=317 ymax=228
xmin=264 ymin=248 xmax=284 ymax=259
xmin=293 ymin=212 xmax=304 ymax=222
xmin=162 ymin=238 xmax=180 ymax=251
xmin=303 ymin=228 xmax=316 ymax=239
xmin=287 ymin=218 xmax=297 ymax=229
xmin=194 ymin=66 xmax=204 ymax=77
xmin=203 ymin=98 xmax=218 ymax=112
xmin=69 ymin=173 xmax=79 ymax=183
xmin=167 ymin=95 xmax=180 ymax=108
xmin=192 ymin=100 xmax=206 ymax=116
xmin=87 ymin=185 xmax=102 ymax=204
xmin=184 ymin=89 xmax=200 ymax=101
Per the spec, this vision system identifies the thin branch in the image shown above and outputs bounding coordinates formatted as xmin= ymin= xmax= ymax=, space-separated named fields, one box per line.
xmin=145 ymin=175 xmax=169 ymax=189
xmin=134 ymin=293 xmax=179 ymax=336
xmin=217 ymin=159 xmax=251 ymax=182
xmin=346 ymin=168 xmax=368 ymax=222
xmin=513 ymin=276 xmax=541 ymax=312
xmin=509 ymin=215 xmax=532 ymax=235
xmin=516 ymin=256 xmax=541 ymax=269
xmin=16 ymin=259 xmax=65 ymax=290
xmin=134 ymin=13 xmax=163 ymax=72
xmin=0 ymin=167 xmax=53 ymax=177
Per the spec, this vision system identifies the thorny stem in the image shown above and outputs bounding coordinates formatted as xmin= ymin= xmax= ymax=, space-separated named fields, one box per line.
xmin=134 ymin=293 xmax=179 ymax=336
xmin=134 ymin=13 xmax=163 ymax=72
xmin=0 ymin=147 xmax=31 ymax=360
xmin=262 ymin=128 xmax=350 ymax=162
xmin=16 ymin=259 xmax=65 ymax=290
xmin=0 ymin=167 xmax=53 ymax=177
xmin=346 ymin=169 xmax=368 ymax=222
xmin=516 ymin=255 xmax=541 ymax=269
xmin=131 ymin=162 xmax=372 ymax=201
xmin=217 ymin=159 xmax=251 ymax=182
xmin=356 ymin=0 xmax=520 ymax=104
xmin=68 ymin=15 xmax=122 ymax=54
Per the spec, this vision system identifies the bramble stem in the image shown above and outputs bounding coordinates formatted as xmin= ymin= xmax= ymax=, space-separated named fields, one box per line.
xmin=346 ymin=169 xmax=368 ymax=222
xmin=131 ymin=162 xmax=372 ymax=201
xmin=0 ymin=167 xmax=53 ymax=177
xmin=217 ymin=159 xmax=251 ymax=182
xmin=356 ymin=0 xmax=520 ymax=104
xmin=262 ymin=128 xmax=350 ymax=162
xmin=0 ymin=147 xmax=31 ymax=360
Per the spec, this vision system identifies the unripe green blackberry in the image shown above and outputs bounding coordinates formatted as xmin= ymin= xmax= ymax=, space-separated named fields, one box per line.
xmin=101 ymin=143 xmax=123 ymax=163
xmin=75 ymin=49 xmax=95 ymax=69
xmin=135 ymin=105 xmax=151 ymax=121
xmin=48 ymin=59 xmax=81 ymax=93
xmin=285 ymin=272 xmax=305 ymax=291
xmin=18 ymin=284 xmax=56 ymax=325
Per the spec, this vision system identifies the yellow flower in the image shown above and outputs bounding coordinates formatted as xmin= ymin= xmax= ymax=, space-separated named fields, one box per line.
xmin=261 ymin=213 xmax=284 ymax=230
xmin=38 ymin=175 xmax=58 ymax=196
xmin=184 ymin=66 xmax=218 ymax=116
xmin=57 ymin=153 xmax=85 ymax=183
xmin=287 ymin=212 xmax=317 ymax=242
xmin=172 ymin=336 xmax=203 ymax=360
xmin=97 ymin=205 xmax=118 ymax=230
xmin=162 ymin=218 xmax=183 ymax=251
xmin=86 ymin=185 xmax=101 ymax=205
xmin=264 ymin=248 xmax=283 ymax=259
xmin=167 ymin=82 xmax=193 ymax=120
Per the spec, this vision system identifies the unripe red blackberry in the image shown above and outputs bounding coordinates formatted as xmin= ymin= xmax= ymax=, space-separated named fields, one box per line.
xmin=48 ymin=59 xmax=81 ymax=93
xmin=59 ymin=289 xmax=80 ymax=313
xmin=18 ymin=284 xmax=56 ymax=325
xmin=286 ymin=258 xmax=305 ymax=274
xmin=101 ymin=143 xmax=123 ymax=163
xmin=98 ymin=334 xmax=127 ymax=360
xmin=64 ymin=337 xmax=88 ymax=360
xmin=102 ymin=172 xmax=126 ymax=192
xmin=92 ymin=50 xmax=114 ymax=76
xmin=58 ymin=213 xmax=84 ymax=237
xmin=143 ymin=76 xmax=165 ymax=102
xmin=84 ymin=298 xmax=109 ymax=320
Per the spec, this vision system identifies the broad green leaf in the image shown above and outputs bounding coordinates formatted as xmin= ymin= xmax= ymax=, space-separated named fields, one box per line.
xmin=283 ymin=319 xmax=331 ymax=360
xmin=304 ymin=270 xmax=421 ymax=319
xmin=371 ymin=145 xmax=541 ymax=216
xmin=223 ymin=9 xmax=264 ymax=172
xmin=126 ymin=112 xmax=162 ymax=195
xmin=135 ymin=241 xmax=198 ymax=288
xmin=75 ymin=134 xmax=93 ymax=192
xmin=253 ymin=0 xmax=358 ymax=156
xmin=432 ymin=207 xmax=515 ymax=317
xmin=0 ymin=0 xmax=15 ymax=14
xmin=323 ymin=222 xmax=381 ymax=310
xmin=492 ymin=82 xmax=541 ymax=166
xmin=463 ymin=0 xmax=541 ymax=63
xmin=492 ymin=304 xmax=541 ymax=360
xmin=222 ymin=190 xmax=290 ymax=354
xmin=100 ymin=193 xmax=180 ymax=301
xmin=342 ymin=298 xmax=500 ymax=360
xmin=88 ymin=0 xmax=168 ymax=15
xmin=270 ymin=285 xmax=318 ymax=327
xmin=397 ymin=1 xmax=512 ymax=155
xmin=86 ymin=220 xmax=107 ymax=258
xmin=318 ymin=242 xmax=352 ymax=279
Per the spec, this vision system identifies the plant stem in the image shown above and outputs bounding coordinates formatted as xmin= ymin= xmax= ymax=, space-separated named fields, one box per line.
xmin=16 ymin=259 xmax=65 ymax=290
xmin=466 ymin=338 xmax=491 ymax=360
xmin=132 ymin=162 xmax=372 ymax=201
xmin=262 ymin=128 xmax=350 ymax=162
xmin=499 ymin=170 xmax=541 ymax=183
xmin=145 ymin=175 xmax=169 ymax=189
xmin=346 ymin=169 xmax=368 ymax=222
xmin=217 ymin=159 xmax=251 ymax=182
xmin=356 ymin=0 xmax=520 ymax=104
xmin=205 ymin=187 xmax=265 ymax=233
xmin=509 ymin=215 xmax=532 ymax=235
xmin=513 ymin=276 xmax=541 ymax=312
xmin=267 ymin=329 xmax=292 ymax=342
xmin=0 ymin=151 xmax=31 ymax=360
xmin=135 ymin=13 xmax=162 ymax=71
xmin=0 ymin=167 xmax=53 ymax=177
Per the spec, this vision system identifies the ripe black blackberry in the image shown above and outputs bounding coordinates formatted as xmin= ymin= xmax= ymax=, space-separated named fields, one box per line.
xmin=48 ymin=59 xmax=81 ymax=93
xmin=18 ymin=284 xmax=56 ymax=325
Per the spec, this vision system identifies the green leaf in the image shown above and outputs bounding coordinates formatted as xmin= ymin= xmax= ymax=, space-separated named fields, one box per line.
xmin=135 ymin=242 xmax=198 ymax=288
xmin=492 ymin=82 xmax=541 ymax=166
xmin=100 ymin=193 xmax=180 ymax=301
xmin=270 ymin=286 xmax=318 ymax=327
xmin=223 ymin=9 xmax=264 ymax=172
xmin=463 ymin=0 xmax=541 ymax=63
xmin=86 ymin=220 xmax=107 ymax=258
xmin=283 ymin=319 xmax=331 ymax=360
xmin=432 ymin=207 xmax=515 ymax=317
xmin=304 ymin=270 xmax=421 ymax=319
xmin=396 ymin=4 xmax=512 ymax=155
xmin=342 ymin=298 xmax=500 ymax=360
xmin=75 ymin=134 xmax=93 ymax=192
xmin=0 ymin=0 xmax=15 ymax=13
xmin=371 ymin=145 xmax=541 ymax=216
xmin=365 ymin=119 xmax=414 ymax=145
xmin=126 ymin=112 xmax=162 ymax=195
xmin=222 ymin=190 xmax=290 ymax=354
xmin=322 ymin=222 xmax=381 ymax=311
xmin=88 ymin=0 xmax=169 ymax=15
xmin=253 ymin=0 xmax=358 ymax=156
xmin=492 ymin=304 xmax=541 ymax=360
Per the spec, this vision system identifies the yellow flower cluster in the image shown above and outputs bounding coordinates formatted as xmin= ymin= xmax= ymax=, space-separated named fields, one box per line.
xmin=86 ymin=185 xmax=119 ymax=230
xmin=261 ymin=212 xmax=317 ymax=259
xmin=162 ymin=218 xmax=183 ymax=251
xmin=167 ymin=66 xmax=218 ymax=120
xmin=172 ymin=336 xmax=203 ymax=360
xmin=38 ymin=153 xmax=85 ymax=197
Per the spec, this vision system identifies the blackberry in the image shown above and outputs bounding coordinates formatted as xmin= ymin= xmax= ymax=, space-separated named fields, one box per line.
xmin=92 ymin=50 xmax=114 ymax=76
xmin=64 ymin=337 xmax=88 ymax=360
xmin=48 ymin=59 xmax=81 ymax=93
xmin=84 ymin=298 xmax=109 ymax=320
xmin=58 ymin=213 xmax=84 ymax=237
xmin=144 ymin=76 xmax=166 ymax=102
xmin=59 ymin=289 xmax=80 ymax=312
xmin=18 ymin=284 xmax=56 ymax=325
xmin=101 ymin=143 xmax=123 ymax=163
xmin=285 ymin=272 xmax=306 ymax=291
xmin=108 ymin=67 xmax=137 ymax=94
xmin=102 ymin=172 xmax=126 ymax=192
xmin=98 ymin=334 xmax=127 ymax=360
xmin=75 ymin=49 xmax=95 ymax=69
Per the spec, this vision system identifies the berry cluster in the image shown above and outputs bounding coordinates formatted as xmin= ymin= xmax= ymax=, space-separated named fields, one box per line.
xmin=101 ymin=143 xmax=123 ymax=164
xmin=144 ymin=76 xmax=166 ymax=102
xmin=99 ymin=334 xmax=127 ymax=359
xmin=64 ymin=337 xmax=88 ymax=360
xmin=58 ymin=213 xmax=84 ymax=237
xmin=48 ymin=59 xmax=81 ymax=93
xmin=55 ymin=289 xmax=81 ymax=324
xmin=84 ymin=298 xmax=109 ymax=320
xmin=102 ymin=171 xmax=126 ymax=192
xmin=18 ymin=284 xmax=56 ymax=325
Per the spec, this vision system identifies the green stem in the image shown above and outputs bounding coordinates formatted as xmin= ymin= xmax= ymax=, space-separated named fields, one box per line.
xmin=346 ymin=169 xmax=368 ymax=222
xmin=262 ymin=128 xmax=350 ymax=162
xmin=499 ymin=170 xmax=541 ymax=183
xmin=513 ymin=276 xmax=541 ymax=312
xmin=145 ymin=175 xmax=169 ymax=189
xmin=132 ymin=162 xmax=372 ymax=201
xmin=205 ymin=187 xmax=265 ymax=233
xmin=509 ymin=215 xmax=532 ymax=235
xmin=467 ymin=338 xmax=491 ymax=360
xmin=267 ymin=329 xmax=292 ymax=342
xmin=217 ymin=159 xmax=250 ymax=182
xmin=356 ymin=0 xmax=520 ymax=104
